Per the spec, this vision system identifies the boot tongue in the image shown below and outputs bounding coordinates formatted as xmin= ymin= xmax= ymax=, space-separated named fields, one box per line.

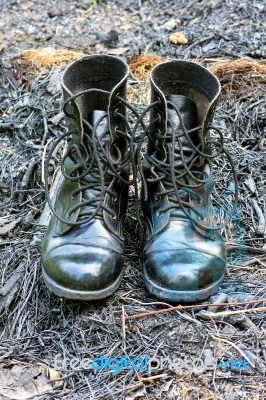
xmin=165 ymin=94 xmax=198 ymax=167
xmin=79 ymin=110 xmax=111 ymax=219
xmin=164 ymin=95 xmax=199 ymax=220
xmin=87 ymin=110 xmax=110 ymax=146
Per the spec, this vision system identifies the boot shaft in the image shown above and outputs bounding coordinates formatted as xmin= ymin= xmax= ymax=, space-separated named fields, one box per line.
xmin=149 ymin=60 xmax=221 ymax=157
xmin=62 ymin=55 xmax=129 ymax=155
xmin=141 ymin=60 xmax=224 ymax=237
xmin=45 ymin=55 xmax=130 ymax=236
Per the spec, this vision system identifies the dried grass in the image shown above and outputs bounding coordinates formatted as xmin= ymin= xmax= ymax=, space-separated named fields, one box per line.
xmin=11 ymin=49 xmax=266 ymax=87
xmin=209 ymin=58 xmax=266 ymax=77
xmin=128 ymin=54 xmax=167 ymax=80
xmin=11 ymin=48 xmax=87 ymax=77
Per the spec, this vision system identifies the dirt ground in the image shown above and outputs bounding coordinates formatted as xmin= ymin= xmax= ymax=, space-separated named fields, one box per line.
xmin=0 ymin=0 xmax=266 ymax=399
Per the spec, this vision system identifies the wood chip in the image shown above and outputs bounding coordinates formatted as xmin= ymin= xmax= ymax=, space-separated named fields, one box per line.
xmin=169 ymin=32 xmax=188 ymax=45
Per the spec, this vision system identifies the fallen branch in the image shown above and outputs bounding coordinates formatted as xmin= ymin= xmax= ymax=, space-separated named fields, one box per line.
xmin=201 ymin=306 xmax=266 ymax=319
xmin=124 ymin=298 xmax=266 ymax=320
xmin=140 ymin=374 xmax=168 ymax=382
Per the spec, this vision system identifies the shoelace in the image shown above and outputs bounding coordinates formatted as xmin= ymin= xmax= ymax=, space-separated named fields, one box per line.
xmin=44 ymin=89 xmax=140 ymax=227
xmin=44 ymin=92 xmax=237 ymax=233
xmin=137 ymin=99 xmax=238 ymax=232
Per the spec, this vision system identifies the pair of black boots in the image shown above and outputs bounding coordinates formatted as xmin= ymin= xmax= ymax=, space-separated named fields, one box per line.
xmin=41 ymin=55 xmax=230 ymax=303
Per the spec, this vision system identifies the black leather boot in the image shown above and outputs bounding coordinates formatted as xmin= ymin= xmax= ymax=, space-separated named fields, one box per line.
xmin=42 ymin=55 xmax=130 ymax=300
xmin=141 ymin=60 xmax=234 ymax=302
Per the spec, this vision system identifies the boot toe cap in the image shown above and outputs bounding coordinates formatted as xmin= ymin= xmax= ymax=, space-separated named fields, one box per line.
xmin=143 ymin=227 xmax=226 ymax=302
xmin=145 ymin=248 xmax=225 ymax=290
xmin=42 ymin=243 xmax=123 ymax=299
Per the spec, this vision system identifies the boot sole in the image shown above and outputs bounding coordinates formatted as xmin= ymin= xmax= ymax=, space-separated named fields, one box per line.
xmin=143 ymin=268 xmax=223 ymax=302
xmin=42 ymin=267 xmax=123 ymax=300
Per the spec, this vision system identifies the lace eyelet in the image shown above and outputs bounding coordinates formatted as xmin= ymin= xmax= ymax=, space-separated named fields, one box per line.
xmin=156 ymin=113 xmax=162 ymax=123
xmin=114 ymin=126 xmax=121 ymax=136
xmin=113 ymin=196 xmax=118 ymax=202
xmin=157 ymin=210 xmax=162 ymax=217
xmin=110 ymin=143 xmax=121 ymax=163
xmin=197 ymin=199 xmax=203 ymax=205
xmin=114 ymin=108 xmax=120 ymax=116
xmin=112 ymin=214 xmax=117 ymax=220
